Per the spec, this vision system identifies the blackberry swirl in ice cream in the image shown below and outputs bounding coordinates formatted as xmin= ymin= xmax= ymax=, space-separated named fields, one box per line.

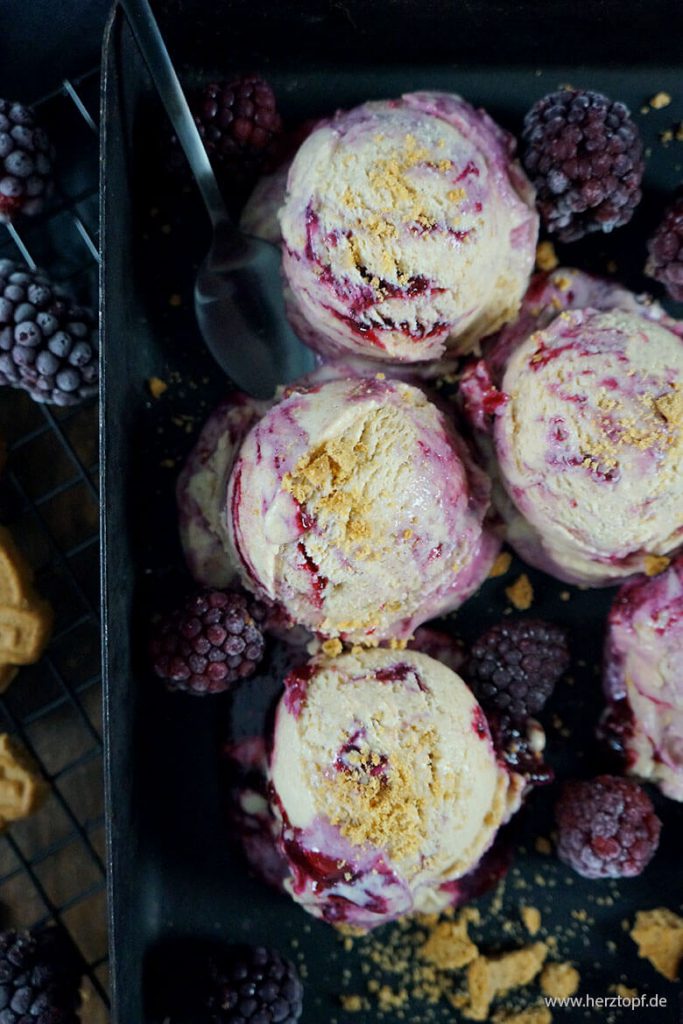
xmin=602 ymin=556 xmax=683 ymax=801
xmin=462 ymin=268 xmax=683 ymax=586
xmin=226 ymin=375 xmax=499 ymax=643
xmin=268 ymin=649 xmax=528 ymax=929
xmin=276 ymin=92 xmax=538 ymax=366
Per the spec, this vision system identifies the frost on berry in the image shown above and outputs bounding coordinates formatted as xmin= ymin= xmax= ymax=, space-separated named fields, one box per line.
xmin=522 ymin=89 xmax=644 ymax=242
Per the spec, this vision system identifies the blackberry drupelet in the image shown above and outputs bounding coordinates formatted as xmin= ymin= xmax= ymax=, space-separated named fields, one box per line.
xmin=466 ymin=618 xmax=569 ymax=721
xmin=0 ymin=260 xmax=98 ymax=406
xmin=645 ymin=196 xmax=683 ymax=301
xmin=555 ymin=775 xmax=661 ymax=879
xmin=522 ymin=89 xmax=644 ymax=242
xmin=0 ymin=927 xmax=81 ymax=1024
xmin=0 ymin=100 xmax=54 ymax=223
xmin=150 ymin=589 xmax=266 ymax=695
xmin=207 ymin=945 xmax=303 ymax=1024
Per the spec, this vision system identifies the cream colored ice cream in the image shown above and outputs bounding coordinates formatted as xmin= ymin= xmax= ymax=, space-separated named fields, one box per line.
xmin=279 ymin=91 xmax=538 ymax=366
xmin=176 ymin=393 xmax=268 ymax=587
xmin=269 ymin=649 xmax=525 ymax=928
xmin=462 ymin=270 xmax=683 ymax=586
xmin=227 ymin=375 xmax=499 ymax=642
xmin=603 ymin=556 xmax=683 ymax=801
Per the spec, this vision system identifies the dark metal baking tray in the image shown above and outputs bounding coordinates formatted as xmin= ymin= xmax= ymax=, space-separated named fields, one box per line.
xmin=101 ymin=3 xmax=683 ymax=1021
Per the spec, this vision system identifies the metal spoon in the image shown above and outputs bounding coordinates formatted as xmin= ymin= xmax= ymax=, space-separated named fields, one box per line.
xmin=120 ymin=0 xmax=314 ymax=398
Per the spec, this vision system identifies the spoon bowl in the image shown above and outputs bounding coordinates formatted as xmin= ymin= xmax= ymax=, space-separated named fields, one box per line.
xmin=121 ymin=0 xmax=313 ymax=397
xmin=194 ymin=222 xmax=315 ymax=398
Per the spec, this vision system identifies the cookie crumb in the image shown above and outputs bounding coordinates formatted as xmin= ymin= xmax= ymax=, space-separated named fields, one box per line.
xmin=610 ymin=983 xmax=638 ymax=999
xmin=148 ymin=377 xmax=168 ymax=398
xmin=489 ymin=551 xmax=512 ymax=578
xmin=169 ymin=292 xmax=182 ymax=306
xmin=340 ymin=994 xmax=366 ymax=1012
xmin=534 ymin=837 xmax=552 ymax=855
xmin=631 ymin=908 xmax=683 ymax=980
xmin=493 ymin=1007 xmax=552 ymax=1024
xmin=540 ymin=962 xmax=579 ymax=999
xmin=535 ymin=241 xmax=559 ymax=272
xmin=649 ymin=91 xmax=672 ymax=109
xmin=420 ymin=910 xmax=479 ymax=970
xmin=322 ymin=638 xmax=343 ymax=657
xmin=388 ymin=637 xmax=408 ymax=650
xmin=521 ymin=906 xmax=542 ymax=936
xmin=463 ymin=943 xmax=548 ymax=1020
xmin=644 ymin=554 xmax=670 ymax=577
xmin=375 ymin=984 xmax=407 ymax=1010
xmin=506 ymin=574 xmax=533 ymax=611
xmin=559 ymin=591 xmax=570 ymax=602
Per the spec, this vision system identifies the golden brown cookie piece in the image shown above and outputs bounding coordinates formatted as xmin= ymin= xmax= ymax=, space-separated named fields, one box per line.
xmin=420 ymin=908 xmax=480 ymax=970
xmin=631 ymin=908 xmax=683 ymax=981
xmin=493 ymin=1008 xmax=552 ymax=1024
xmin=0 ymin=525 xmax=52 ymax=692
xmin=540 ymin=962 xmax=580 ymax=999
xmin=462 ymin=942 xmax=548 ymax=1021
xmin=0 ymin=733 xmax=48 ymax=829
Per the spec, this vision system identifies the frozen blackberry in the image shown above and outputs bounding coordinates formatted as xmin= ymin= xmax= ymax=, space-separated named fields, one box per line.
xmin=150 ymin=589 xmax=266 ymax=695
xmin=207 ymin=945 xmax=303 ymax=1024
xmin=0 ymin=259 xmax=97 ymax=406
xmin=467 ymin=619 xmax=569 ymax=721
xmin=0 ymin=100 xmax=54 ymax=222
xmin=645 ymin=196 xmax=683 ymax=301
xmin=0 ymin=926 xmax=81 ymax=1023
xmin=522 ymin=89 xmax=644 ymax=242
xmin=555 ymin=775 xmax=661 ymax=879
xmin=177 ymin=75 xmax=282 ymax=191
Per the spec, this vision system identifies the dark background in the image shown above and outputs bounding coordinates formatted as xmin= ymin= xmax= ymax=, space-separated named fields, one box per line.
xmin=3 ymin=0 xmax=683 ymax=102
xmin=0 ymin=0 xmax=110 ymax=100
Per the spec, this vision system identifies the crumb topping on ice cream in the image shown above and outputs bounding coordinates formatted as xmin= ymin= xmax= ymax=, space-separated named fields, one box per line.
xmin=269 ymin=649 xmax=525 ymax=928
xmin=462 ymin=269 xmax=683 ymax=586
xmin=324 ymin=717 xmax=440 ymax=863
xmin=227 ymin=375 xmax=498 ymax=642
xmin=279 ymin=92 xmax=538 ymax=365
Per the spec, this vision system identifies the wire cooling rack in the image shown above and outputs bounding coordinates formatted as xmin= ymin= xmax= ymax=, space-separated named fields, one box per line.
xmin=0 ymin=68 xmax=107 ymax=1022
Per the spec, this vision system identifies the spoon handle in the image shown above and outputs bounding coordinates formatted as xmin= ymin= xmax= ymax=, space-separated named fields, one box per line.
xmin=120 ymin=0 xmax=229 ymax=228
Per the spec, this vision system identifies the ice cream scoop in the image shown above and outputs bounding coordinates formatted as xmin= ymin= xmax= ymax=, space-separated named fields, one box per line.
xmin=278 ymin=91 xmax=538 ymax=366
xmin=227 ymin=375 xmax=499 ymax=642
xmin=269 ymin=649 xmax=526 ymax=928
xmin=602 ymin=556 xmax=683 ymax=801
xmin=176 ymin=392 xmax=268 ymax=588
xmin=462 ymin=269 xmax=683 ymax=586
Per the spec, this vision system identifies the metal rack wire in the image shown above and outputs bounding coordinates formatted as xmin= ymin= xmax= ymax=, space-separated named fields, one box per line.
xmin=0 ymin=69 xmax=107 ymax=1022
